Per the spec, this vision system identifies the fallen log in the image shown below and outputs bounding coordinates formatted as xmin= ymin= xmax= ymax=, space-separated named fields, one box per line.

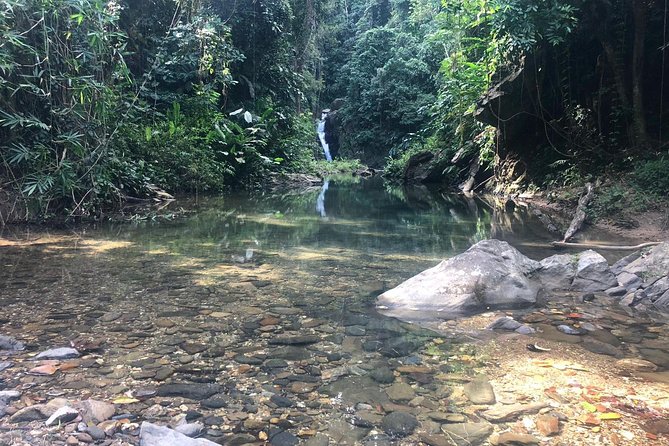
xmin=551 ymin=241 xmax=661 ymax=250
xmin=562 ymin=182 xmax=594 ymax=242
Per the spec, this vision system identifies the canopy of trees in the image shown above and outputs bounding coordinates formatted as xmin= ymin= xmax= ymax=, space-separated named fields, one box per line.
xmin=1 ymin=0 xmax=668 ymax=219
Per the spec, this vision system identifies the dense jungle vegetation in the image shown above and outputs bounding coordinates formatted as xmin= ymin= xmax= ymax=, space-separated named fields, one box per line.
xmin=1 ymin=0 xmax=668 ymax=221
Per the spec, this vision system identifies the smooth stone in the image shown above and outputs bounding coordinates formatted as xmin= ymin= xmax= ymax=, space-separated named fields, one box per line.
xmin=154 ymin=367 xmax=175 ymax=381
xmin=490 ymin=432 xmax=539 ymax=445
xmin=9 ymin=405 xmax=49 ymax=422
xmin=0 ymin=335 xmax=25 ymax=351
xmin=227 ymin=433 xmax=258 ymax=445
xmin=589 ymin=329 xmax=621 ymax=346
xmin=381 ymin=411 xmax=418 ymax=437
xmin=379 ymin=337 xmax=425 ymax=358
xmin=428 ymin=412 xmax=467 ymax=423
xmin=201 ymin=395 xmax=229 ymax=409
xmin=0 ymin=361 xmax=13 ymax=372
xmin=615 ymin=358 xmax=658 ymax=372
xmin=515 ymin=325 xmax=535 ymax=335
xmin=606 ymin=286 xmax=628 ymax=297
xmin=270 ymin=394 xmax=295 ymax=408
xmin=643 ymin=419 xmax=669 ymax=435
xmin=385 ymin=383 xmax=415 ymax=402
xmin=270 ymin=431 xmax=299 ymax=446
xmin=370 ymin=367 xmax=395 ymax=384
xmin=322 ymin=376 xmax=389 ymax=406
xmin=304 ymin=433 xmax=330 ymax=446
xmin=463 ymin=377 xmax=496 ymax=405
xmin=535 ymin=414 xmax=560 ymax=436
xmin=272 ymin=347 xmax=311 ymax=360
xmin=46 ymin=406 xmax=80 ymax=426
xmin=378 ymin=240 xmax=541 ymax=316
xmin=35 ymin=347 xmax=80 ymax=360
xmin=269 ymin=335 xmax=320 ymax=345
xmin=180 ymin=343 xmax=207 ymax=355
xmin=0 ymin=390 xmax=20 ymax=404
xmin=234 ymin=354 xmax=264 ymax=365
xmin=486 ymin=317 xmax=521 ymax=331
xmin=582 ymin=339 xmax=622 ymax=357
xmin=639 ymin=348 xmax=669 ymax=367
xmin=86 ymin=426 xmax=106 ymax=440
xmin=139 ymin=421 xmax=219 ymax=445
xmin=76 ymin=399 xmax=115 ymax=424
xmin=264 ymin=359 xmax=289 ymax=368
xmin=440 ymin=422 xmax=493 ymax=446
xmin=156 ymin=384 xmax=221 ymax=400
xmin=100 ymin=312 xmax=122 ymax=322
xmin=175 ymin=422 xmax=205 ymax=438
xmin=345 ymin=326 xmax=366 ymax=336
xmin=481 ymin=402 xmax=548 ymax=422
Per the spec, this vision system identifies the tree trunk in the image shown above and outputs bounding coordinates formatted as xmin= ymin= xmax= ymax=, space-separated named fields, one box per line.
xmin=631 ymin=0 xmax=650 ymax=147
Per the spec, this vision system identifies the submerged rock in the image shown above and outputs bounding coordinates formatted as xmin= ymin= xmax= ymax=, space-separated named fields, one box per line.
xmin=381 ymin=411 xmax=418 ymax=437
xmin=139 ymin=421 xmax=219 ymax=446
xmin=377 ymin=240 xmax=541 ymax=316
xmin=35 ymin=347 xmax=80 ymax=360
xmin=463 ymin=377 xmax=496 ymax=405
xmin=45 ymin=406 xmax=79 ymax=426
xmin=0 ymin=335 xmax=24 ymax=351
xmin=440 ymin=422 xmax=493 ymax=446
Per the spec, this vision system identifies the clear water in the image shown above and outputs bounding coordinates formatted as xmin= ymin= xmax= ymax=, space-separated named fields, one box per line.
xmin=5 ymin=177 xmax=662 ymax=445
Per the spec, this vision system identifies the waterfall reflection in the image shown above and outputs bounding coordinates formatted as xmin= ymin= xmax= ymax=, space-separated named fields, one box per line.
xmin=316 ymin=179 xmax=330 ymax=217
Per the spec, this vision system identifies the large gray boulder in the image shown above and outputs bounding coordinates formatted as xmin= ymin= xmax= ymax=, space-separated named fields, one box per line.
xmin=534 ymin=254 xmax=575 ymax=290
xmin=615 ymin=243 xmax=669 ymax=309
xmin=622 ymin=243 xmax=669 ymax=278
xmin=571 ymin=250 xmax=618 ymax=292
xmin=140 ymin=422 xmax=218 ymax=446
xmin=376 ymin=240 xmax=541 ymax=316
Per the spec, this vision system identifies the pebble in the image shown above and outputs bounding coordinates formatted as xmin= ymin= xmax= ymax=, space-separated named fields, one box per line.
xmin=46 ymin=406 xmax=80 ymax=426
xmin=440 ymin=422 xmax=493 ymax=445
xmin=381 ymin=411 xmax=418 ymax=437
xmin=535 ymin=414 xmax=560 ymax=436
xmin=490 ymin=432 xmax=539 ymax=445
xmin=463 ymin=377 xmax=496 ymax=405
xmin=270 ymin=431 xmax=299 ymax=446
xmin=35 ymin=347 xmax=80 ymax=360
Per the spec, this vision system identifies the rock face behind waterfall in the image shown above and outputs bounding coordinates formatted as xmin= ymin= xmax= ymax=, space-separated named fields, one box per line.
xmin=377 ymin=240 xmax=669 ymax=318
xmin=376 ymin=240 xmax=541 ymax=317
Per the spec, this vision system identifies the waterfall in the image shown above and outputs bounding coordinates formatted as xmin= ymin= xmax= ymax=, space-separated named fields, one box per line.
xmin=317 ymin=111 xmax=332 ymax=162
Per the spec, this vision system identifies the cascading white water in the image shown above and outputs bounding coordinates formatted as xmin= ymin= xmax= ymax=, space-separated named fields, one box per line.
xmin=317 ymin=111 xmax=332 ymax=162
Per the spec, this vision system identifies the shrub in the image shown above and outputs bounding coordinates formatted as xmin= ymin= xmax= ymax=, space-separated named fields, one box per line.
xmin=633 ymin=157 xmax=669 ymax=195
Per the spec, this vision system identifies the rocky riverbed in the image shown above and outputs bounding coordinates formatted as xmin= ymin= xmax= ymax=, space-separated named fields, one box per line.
xmin=1 ymin=233 xmax=669 ymax=446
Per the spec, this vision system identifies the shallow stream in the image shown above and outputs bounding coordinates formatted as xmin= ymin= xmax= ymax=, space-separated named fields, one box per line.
xmin=1 ymin=177 xmax=667 ymax=446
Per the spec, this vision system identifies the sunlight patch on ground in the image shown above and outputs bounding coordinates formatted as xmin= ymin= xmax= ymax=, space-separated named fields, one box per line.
xmin=77 ymin=239 xmax=133 ymax=253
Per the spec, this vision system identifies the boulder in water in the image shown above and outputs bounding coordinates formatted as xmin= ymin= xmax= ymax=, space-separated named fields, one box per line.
xmin=377 ymin=240 xmax=541 ymax=317
xmin=570 ymin=250 xmax=618 ymax=292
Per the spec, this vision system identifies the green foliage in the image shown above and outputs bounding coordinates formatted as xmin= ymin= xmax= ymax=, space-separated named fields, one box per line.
xmin=633 ymin=158 xmax=669 ymax=196
xmin=0 ymin=0 xmax=325 ymax=220
xmin=308 ymin=159 xmax=365 ymax=176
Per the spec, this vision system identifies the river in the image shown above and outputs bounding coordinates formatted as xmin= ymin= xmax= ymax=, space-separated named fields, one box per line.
xmin=0 ymin=177 xmax=667 ymax=446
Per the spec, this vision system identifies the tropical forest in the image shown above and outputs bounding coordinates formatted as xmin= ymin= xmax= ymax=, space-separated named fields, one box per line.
xmin=1 ymin=1 xmax=669 ymax=445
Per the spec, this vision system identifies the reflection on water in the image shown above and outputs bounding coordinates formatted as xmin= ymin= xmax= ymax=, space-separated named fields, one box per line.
xmin=316 ymin=179 xmax=330 ymax=218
